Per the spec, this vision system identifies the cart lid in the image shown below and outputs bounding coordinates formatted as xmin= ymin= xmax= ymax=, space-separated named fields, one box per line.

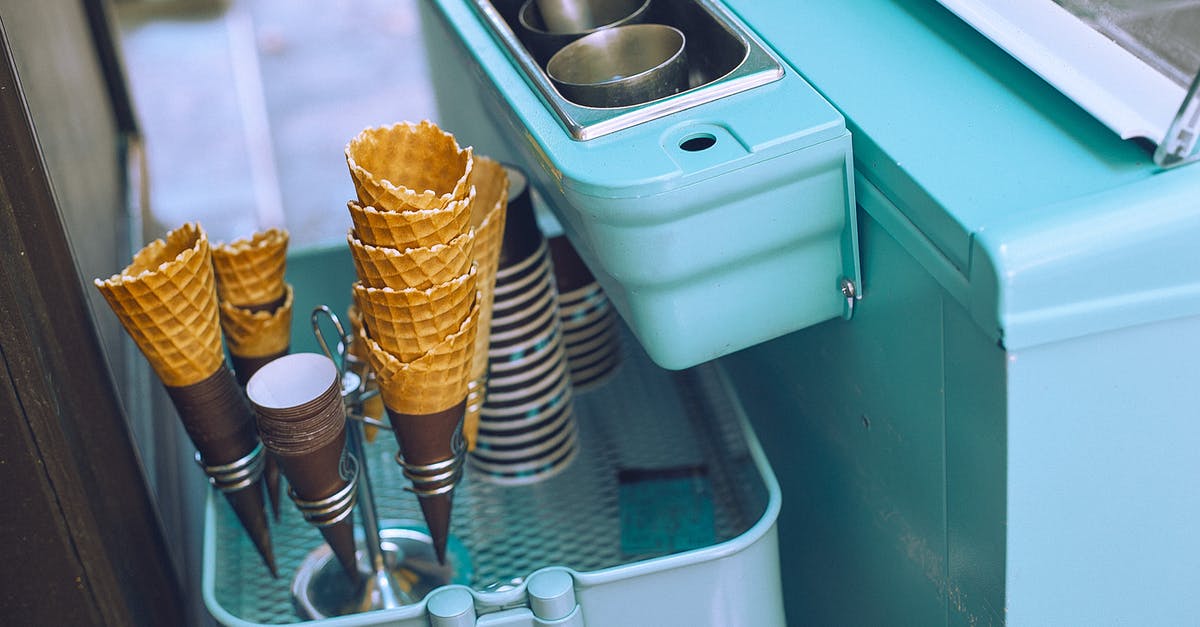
xmin=733 ymin=0 xmax=1200 ymax=350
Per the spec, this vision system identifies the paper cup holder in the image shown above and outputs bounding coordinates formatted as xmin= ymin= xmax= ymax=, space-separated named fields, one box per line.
xmin=472 ymin=0 xmax=784 ymax=139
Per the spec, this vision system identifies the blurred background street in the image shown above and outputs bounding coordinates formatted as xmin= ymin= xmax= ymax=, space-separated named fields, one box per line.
xmin=117 ymin=0 xmax=437 ymax=248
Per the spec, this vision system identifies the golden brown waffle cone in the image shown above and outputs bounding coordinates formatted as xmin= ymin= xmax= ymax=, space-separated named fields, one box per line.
xmin=211 ymin=229 xmax=289 ymax=306
xmin=353 ymin=267 xmax=478 ymax=362
xmin=346 ymin=303 xmax=384 ymax=442
xmin=361 ymin=303 xmax=479 ymax=415
xmin=345 ymin=121 xmax=474 ymax=212
xmin=347 ymin=189 xmax=473 ymax=249
xmin=219 ymin=284 xmax=294 ymax=358
xmin=468 ymin=157 xmax=510 ymax=382
xmin=348 ymin=229 xmax=475 ymax=290
xmin=94 ymin=223 xmax=224 ymax=387
xmin=464 ymin=376 xmax=485 ymax=452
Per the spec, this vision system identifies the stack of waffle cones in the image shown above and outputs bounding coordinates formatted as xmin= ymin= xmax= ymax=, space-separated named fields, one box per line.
xmin=344 ymin=121 xmax=506 ymax=563
xmin=94 ymin=223 xmax=276 ymax=576
xmin=212 ymin=229 xmax=293 ymax=384
xmin=212 ymin=228 xmax=293 ymax=521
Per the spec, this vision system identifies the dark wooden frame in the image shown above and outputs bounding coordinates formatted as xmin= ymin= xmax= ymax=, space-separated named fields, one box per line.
xmin=0 ymin=6 xmax=184 ymax=625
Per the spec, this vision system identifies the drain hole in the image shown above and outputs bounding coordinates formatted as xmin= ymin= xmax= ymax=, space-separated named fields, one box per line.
xmin=679 ymin=133 xmax=717 ymax=152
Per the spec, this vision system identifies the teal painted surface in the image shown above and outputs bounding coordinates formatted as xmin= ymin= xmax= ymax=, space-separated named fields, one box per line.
xmin=422 ymin=0 xmax=860 ymax=369
xmin=1005 ymin=315 xmax=1200 ymax=624
xmin=285 ymin=242 xmax=356 ymax=355
xmin=725 ymin=209 xmax=1007 ymax=625
xmin=733 ymin=0 xmax=1200 ymax=351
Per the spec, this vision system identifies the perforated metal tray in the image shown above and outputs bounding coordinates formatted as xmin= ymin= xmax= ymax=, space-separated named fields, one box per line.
xmin=203 ymin=324 xmax=775 ymax=625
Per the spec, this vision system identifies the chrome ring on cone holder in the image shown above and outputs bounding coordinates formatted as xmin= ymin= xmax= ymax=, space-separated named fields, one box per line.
xmin=194 ymin=442 xmax=266 ymax=494
xmin=287 ymin=453 xmax=360 ymax=528
xmin=396 ymin=428 xmax=467 ymax=498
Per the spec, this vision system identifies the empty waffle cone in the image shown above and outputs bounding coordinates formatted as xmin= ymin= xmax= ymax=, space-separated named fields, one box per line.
xmin=352 ymin=267 xmax=478 ymax=361
xmin=347 ymin=189 xmax=473 ymax=249
xmin=345 ymin=121 xmax=474 ymax=212
xmin=348 ymin=229 xmax=475 ymax=290
xmin=361 ymin=303 xmax=479 ymax=415
xmin=467 ymin=157 xmax=510 ymax=382
xmin=211 ymin=229 xmax=288 ymax=307
xmin=220 ymin=285 xmax=294 ymax=388
xmin=94 ymin=222 xmax=224 ymax=387
xmin=219 ymin=284 xmax=294 ymax=358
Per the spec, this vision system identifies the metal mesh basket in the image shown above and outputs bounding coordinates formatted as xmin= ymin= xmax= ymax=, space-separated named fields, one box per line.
xmin=205 ymin=325 xmax=770 ymax=625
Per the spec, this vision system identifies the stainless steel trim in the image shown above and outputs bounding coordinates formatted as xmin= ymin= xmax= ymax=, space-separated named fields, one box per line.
xmin=469 ymin=0 xmax=785 ymax=140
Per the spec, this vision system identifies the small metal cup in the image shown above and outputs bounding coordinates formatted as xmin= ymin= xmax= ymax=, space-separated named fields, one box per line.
xmin=547 ymin=24 xmax=688 ymax=108
xmin=518 ymin=0 xmax=651 ymax=64
xmin=533 ymin=0 xmax=647 ymax=34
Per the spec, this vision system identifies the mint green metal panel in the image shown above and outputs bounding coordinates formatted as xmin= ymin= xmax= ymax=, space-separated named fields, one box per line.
xmin=1005 ymin=315 xmax=1200 ymax=625
xmin=285 ymin=242 xmax=356 ymax=354
xmin=943 ymin=298 xmax=1006 ymax=626
xmin=724 ymin=208 xmax=1006 ymax=624
xmin=421 ymin=0 xmax=860 ymax=370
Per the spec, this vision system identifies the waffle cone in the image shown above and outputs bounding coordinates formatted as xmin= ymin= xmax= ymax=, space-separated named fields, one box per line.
xmin=345 ymin=121 xmax=473 ymax=212
xmin=219 ymin=284 xmax=294 ymax=358
xmin=361 ymin=303 xmax=479 ymax=415
xmin=345 ymin=304 xmax=383 ymax=442
xmin=468 ymin=157 xmax=510 ymax=381
xmin=464 ymin=376 xmax=486 ymax=452
xmin=352 ymin=267 xmax=478 ymax=361
xmin=348 ymin=229 xmax=475 ymax=290
xmin=211 ymin=229 xmax=289 ymax=307
xmin=347 ymin=189 xmax=473 ymax=249
xmin=94 ymin=223 xmax=224 ymax=387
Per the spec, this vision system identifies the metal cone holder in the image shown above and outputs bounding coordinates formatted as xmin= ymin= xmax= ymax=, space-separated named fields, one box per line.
xmin=291 ymin=306 xmax=458 ymax=620
xmin=287 ymin=453 xmax=359 ymax=529
xmin=396 ymin=430 xmax=466 ymax=498
xmin=194 ymin=442 xmax=266 ymax=494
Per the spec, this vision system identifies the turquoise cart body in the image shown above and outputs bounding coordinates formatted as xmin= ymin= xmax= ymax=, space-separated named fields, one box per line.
xmin=422 ymin=0 xmax=1200 ymax=624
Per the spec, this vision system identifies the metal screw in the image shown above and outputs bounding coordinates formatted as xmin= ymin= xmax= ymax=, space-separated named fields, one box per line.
xmin=840 ymin=278 xmax=856 ymax=300
xmin=840 ymin=278 xmax=858 ymax=319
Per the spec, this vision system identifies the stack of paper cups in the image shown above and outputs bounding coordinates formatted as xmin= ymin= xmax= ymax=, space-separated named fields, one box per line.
xmin=472 ymin=166 xmax=578 ymax=485
xmin=547 ymin=235 xmax=621 ymax=391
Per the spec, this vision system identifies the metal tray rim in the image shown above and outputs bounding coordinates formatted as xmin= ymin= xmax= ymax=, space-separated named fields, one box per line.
xmin=468 ymin=0 xmax=786 ymax=140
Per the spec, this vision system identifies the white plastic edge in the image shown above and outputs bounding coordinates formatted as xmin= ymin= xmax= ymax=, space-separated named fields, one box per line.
xmin=935 ymin=0 xmax=1186 ymax=143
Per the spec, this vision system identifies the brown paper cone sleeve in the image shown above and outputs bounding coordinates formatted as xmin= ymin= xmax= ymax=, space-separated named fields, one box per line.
xmin=230 ymin=349 xmax=290 ymax=387
xmin=265 ymin=455 xmax=281 ymax=522
xmin=360 ymin=303 xmax=479 ymax=415
xmin=420 ymin=493 xmax=454 ymax=565
xmin=352 ymin=267 xmax=478 ymax=362
xmin=348 ymin=230 xmax=475 ymax=291
xmin=165 ymin=365 xmax=276 ymax=576
xmin=345 ymin=121 xmax=473 ymax=212
xmin=274 ymin=429 xmax=359 ymax=580
xmin=94 ymin=223 xmax=225 ymax=387
xmin=385 ymin=400 xmax=466 ymax=564
xmin=211 ymin=228 xmax=289 ymax=307
xmin=467 ymin=157 xmax=510 ymax=381
xmin=222 ymin=308 xmax=289 ymax=522
xmin=346 ymin=192 xmax=473 ymax=250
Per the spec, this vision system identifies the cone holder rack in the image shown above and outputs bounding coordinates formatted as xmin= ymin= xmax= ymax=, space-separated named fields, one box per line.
xmin=204 ymin=292 xmax=778 ymax=626
xmin=194 ymin=442 xmax=267 ymax=494
xmin=285 ymin=306 xmax=463 ymax=618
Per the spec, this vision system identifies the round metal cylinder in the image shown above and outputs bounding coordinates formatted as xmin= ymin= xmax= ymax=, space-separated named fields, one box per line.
xmin=519 ymin=0 xmax=651 ymax=64
xmin=547 ymin=24 xmax=688 ymax=108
